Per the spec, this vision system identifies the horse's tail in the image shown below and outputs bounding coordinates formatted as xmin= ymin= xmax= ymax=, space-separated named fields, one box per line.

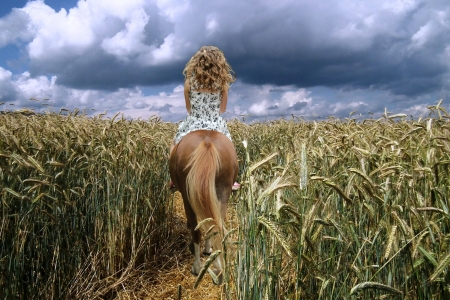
xmin=185 ymin=140 xmax=222 ymax=232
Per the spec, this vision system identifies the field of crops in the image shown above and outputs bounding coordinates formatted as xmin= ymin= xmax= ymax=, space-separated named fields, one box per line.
xmin=1 ymin=105 xmax=450 ymax=299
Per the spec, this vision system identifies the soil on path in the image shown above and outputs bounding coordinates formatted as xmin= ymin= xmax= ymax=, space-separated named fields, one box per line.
xmin=115 ymin=192 xmax=225 ymax=300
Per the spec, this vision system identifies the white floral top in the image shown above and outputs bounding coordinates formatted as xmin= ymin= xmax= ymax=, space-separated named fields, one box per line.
xmin=174 ymin=91 xmax=232 ymax=144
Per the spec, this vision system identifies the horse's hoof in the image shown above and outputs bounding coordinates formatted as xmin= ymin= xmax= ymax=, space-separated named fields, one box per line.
xmin=212 ymin=272 xmax=223 ymax=285
xmin=209 ymin=266 xmax=224 ymax=285
xmin=203 ymin=246 xmax=212 ymax=256
xmin=191 ymin=266 xmax=199 ymax=276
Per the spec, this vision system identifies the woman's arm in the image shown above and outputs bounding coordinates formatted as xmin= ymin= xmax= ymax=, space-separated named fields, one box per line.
xmin=184 ymin=79 xmax=191 ymax=114
xmin=220 ymin=89 xmax=228 ymax=114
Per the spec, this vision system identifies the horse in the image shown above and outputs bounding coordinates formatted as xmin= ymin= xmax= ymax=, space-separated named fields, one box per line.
xmin=169 ymin=130 xmax=238 ymax=284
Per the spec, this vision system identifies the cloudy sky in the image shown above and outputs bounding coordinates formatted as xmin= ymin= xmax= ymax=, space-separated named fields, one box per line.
xmin=1 ymin=0 xmax=449 ymax=122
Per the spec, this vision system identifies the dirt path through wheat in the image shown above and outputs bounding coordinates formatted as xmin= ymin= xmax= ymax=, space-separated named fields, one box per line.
xmin=116 ymin=191 xmax=228 ymax=299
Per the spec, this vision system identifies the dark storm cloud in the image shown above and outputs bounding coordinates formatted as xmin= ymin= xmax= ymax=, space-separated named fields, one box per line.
xmin=1 ymin=0 xmax=450 ymax=120
xmin=7 ymin=0 xmax=449 ymax=98
xmin=180 ymin=0 xmax=450 ymax=98
xmin=36 ymin=50 xmax=185 ymax=90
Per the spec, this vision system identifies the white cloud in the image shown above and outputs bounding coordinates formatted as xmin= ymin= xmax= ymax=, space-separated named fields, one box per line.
xmin=89 ymin=0 xmax=146 ymax=20
xmin=101 ymin=8 xmax=150 ymax=61
xmin=15 ymin=0 xmax=183 ymax=69
xmin=0 ymin=71 xmax=166 ymax=117
xmin=400 ymin=103 xmax=430 ymax=117
xmin=248 ymin=100 xmax=270 ymax=116
xmin=0 ymin=67 xmax=20 ymax=102
xmin=155 ymin=0 xmax=190 ymax=22
xmin=15 ymin=71 xmax=56 ymax=100
xmin=247 ymin=86 xmax=312 ymax=117
xmin=206 ymin=14 xmax=219 ymax=36
xmin=121 ymin=86 xmax=185 ymax=120
xmin=409 ymin=21 xmax=439 ymax=50
xmin=0 ymin=67 xmax=12 ymax=81
xmin=147 ymin=33 xmax=178 ymax=65
xmin=173 ymin=84 xmax=184 ymax=93
xmin=281 ymin=90 xmax=312 ymax=107
xmin=133 ymin=101 xmax=149 ymax=109
xmin=22 ymin=1 xmax=95 ymax=60
xmin=332 ymin=22 xmax=375 ymax=51
xmin=382 ymin=0 xmax=418 ymax=14
xmin=330 ymin=101 xmax=369 ymax=115
xmin=0 ymin=9 xmax=33 ymax=47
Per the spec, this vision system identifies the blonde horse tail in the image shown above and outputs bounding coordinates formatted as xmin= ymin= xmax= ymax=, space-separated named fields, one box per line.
xmin=185 ymin=140 xmax=222 ymax=233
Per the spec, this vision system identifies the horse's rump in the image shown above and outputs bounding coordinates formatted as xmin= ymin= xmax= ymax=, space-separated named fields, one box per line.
xmin=170 ymin=130 xmax=237 ymax=228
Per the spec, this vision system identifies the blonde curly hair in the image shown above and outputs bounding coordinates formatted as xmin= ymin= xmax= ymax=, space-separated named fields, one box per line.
xmin=183 ymin=46 xmax=236 ymax=91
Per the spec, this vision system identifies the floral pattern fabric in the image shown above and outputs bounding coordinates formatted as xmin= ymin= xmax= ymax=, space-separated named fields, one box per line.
xmin=174 ymin=91 xmax=232 ymax=144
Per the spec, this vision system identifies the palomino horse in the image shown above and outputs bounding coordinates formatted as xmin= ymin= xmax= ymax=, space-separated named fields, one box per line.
xmin=169 ymin=130 xmax=238 ymax=284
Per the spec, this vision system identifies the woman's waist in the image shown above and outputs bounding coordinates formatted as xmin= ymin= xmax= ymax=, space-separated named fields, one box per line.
xmin=189 ymin=109 xmax=221 ymax=116
xmin=187 ymin=113 xmax=223 ymax=120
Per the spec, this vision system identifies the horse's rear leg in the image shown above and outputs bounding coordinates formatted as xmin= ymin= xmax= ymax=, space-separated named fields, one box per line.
xmin=209 ymin=231 xmax=224 ymax=284
xmin=203 ymin=188 xmax=229 ymax=256
xmin=190 ymin=242 xmax=201 ymax=275
xmin=203 ymin=204 xmax=228 ymax=257
xmin=183 ymin=196 xmax=202 ymax=275
xmin=206 ymin=187 xmax=232 ymax=284
xmin=204 ymin=238 xmax=212 ymax=255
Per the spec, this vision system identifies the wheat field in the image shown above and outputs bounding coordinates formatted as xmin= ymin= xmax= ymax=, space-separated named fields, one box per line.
xmin=1 ymin=104 xmax=450 ymax=299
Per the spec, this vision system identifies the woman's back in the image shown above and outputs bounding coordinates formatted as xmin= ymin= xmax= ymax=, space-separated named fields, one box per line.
xmin=174 ymin=89 xmax=231 ymax=144
xmin=189 ymin=91 xmax=221 ymax=120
